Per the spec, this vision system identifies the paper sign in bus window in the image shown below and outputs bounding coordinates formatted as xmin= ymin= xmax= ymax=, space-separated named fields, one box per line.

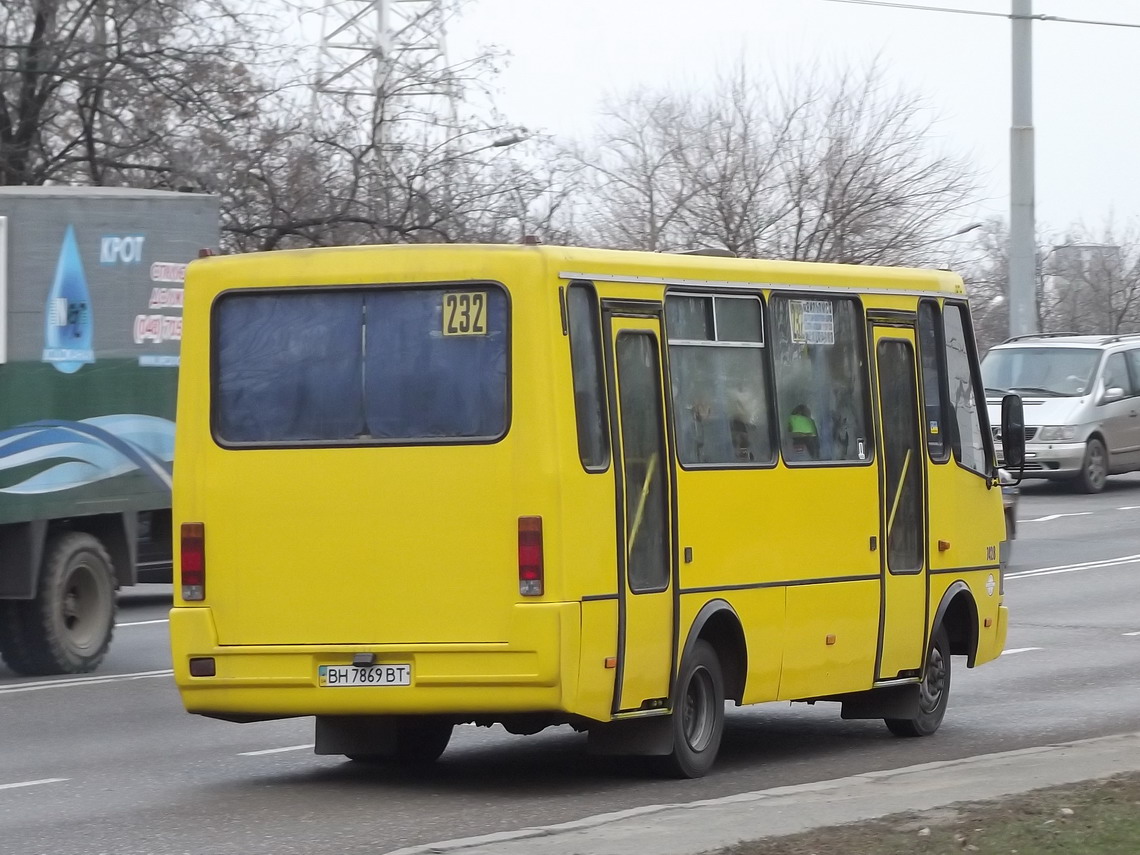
xmin=789 ymin=299 xmax=835 ymax=345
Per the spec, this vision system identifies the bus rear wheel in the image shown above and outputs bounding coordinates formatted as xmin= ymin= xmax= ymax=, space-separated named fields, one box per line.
xmin=655 ymin=640 xmax=725 ymax=778
xmin=885 ymin=627 xmax=951 ymax=737
xmin=346 ymin=718 xmax=454 ymax=765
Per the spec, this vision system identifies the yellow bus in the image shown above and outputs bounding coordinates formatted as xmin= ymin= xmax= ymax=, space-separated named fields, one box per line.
xmin=171 ymin=244 xmax=1023 ymax=778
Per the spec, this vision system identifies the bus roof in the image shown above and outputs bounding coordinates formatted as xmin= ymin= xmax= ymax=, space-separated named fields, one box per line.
xmin=190 ymin=243 xmax=967 ymax=297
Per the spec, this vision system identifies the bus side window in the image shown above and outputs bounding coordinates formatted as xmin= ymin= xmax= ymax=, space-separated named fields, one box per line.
xmin=943 ymin=303 xmax=988 ymax=475
xmin=567 ymin=284 xmax=610 ymax=470
xmin=771 ymin=295 xmax=871 ymax=465
xmin=918 ymin=301 xmax=950 ymax=462
xmin=666 ymin=293 xmax=774 ymax=467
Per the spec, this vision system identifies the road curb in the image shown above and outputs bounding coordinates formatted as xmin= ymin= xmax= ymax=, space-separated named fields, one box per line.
xmin=383 ymin=731 xmax=1140 ymax=855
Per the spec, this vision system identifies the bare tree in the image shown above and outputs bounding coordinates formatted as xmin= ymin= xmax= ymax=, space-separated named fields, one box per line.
xmin=771 ymin=64 xmax=977 ymax=265
xmin=0 ymin=0 xmax=267 ymax=187
xmin=958 ymin=219 xmax=1011 ymax=353
xmin=574 ymin=88 xmax=701 ymax=251
xmin=576 ymin=63 xmax=978 ymax=264
xmin=1 ymin=0 xmax=580 ymax=252
xmin=1041 ymin=225 xmax=1140 ymax=335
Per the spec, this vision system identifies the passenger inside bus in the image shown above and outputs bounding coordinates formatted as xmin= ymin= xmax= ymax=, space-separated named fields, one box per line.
xmin=787 ymin=404 xmax=820 ymax=460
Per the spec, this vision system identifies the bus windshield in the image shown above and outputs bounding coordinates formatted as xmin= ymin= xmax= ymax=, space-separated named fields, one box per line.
xmin=981 ymin=347 xmax=1101 ymax=398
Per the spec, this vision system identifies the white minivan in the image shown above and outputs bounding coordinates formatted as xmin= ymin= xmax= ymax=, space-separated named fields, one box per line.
xmin=982 ymin=333 xmax=1140 ymax=493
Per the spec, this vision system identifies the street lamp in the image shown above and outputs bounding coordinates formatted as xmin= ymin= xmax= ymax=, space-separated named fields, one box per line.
xmin=946 ymin=222 xmax=985 ymax=239
xmin=491 ymin=130 xmax=530 ymax=148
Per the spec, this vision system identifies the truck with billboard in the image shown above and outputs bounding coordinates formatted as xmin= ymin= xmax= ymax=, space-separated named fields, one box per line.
xmin=0 ymin=187 xmax=218 ymax=675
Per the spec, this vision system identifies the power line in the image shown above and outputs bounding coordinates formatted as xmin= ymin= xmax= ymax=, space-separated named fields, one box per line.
xmin=821 ymin=0 xmax=1140 ymax=30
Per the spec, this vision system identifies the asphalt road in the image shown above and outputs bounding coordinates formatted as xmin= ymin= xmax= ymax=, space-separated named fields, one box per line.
xmin=3 ymin=475 xmax=1140 ymax=855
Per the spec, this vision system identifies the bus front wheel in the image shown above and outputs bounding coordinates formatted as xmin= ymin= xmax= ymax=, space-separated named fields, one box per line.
xmin=885 ymin=627 xmax=951 ymax=737
xmin=655 ymin=640 xmax=725 ymax=778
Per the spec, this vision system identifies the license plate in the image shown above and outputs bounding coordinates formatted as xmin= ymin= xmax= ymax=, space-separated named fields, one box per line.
xmin=318 ymin=664 xmax=411 ymax=687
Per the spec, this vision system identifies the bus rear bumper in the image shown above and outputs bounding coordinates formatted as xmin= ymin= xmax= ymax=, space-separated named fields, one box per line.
xmin=170 ymin=603 xmax=580 ymax=719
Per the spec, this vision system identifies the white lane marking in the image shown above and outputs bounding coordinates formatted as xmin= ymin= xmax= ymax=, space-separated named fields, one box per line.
xmin=1124 ymin=632 xmax=1140 ymax=637
xmin=1118 ymin=506 xmax=1140 ymax=511
xmin=1022 ymin=512 xmax=1093 ymax=523
xmin=1000 ymin=647 xmax=1041 ymax=656
xmin=115 ymin=618 xmax=169 ymax=627
xmin=0 ymin=778 xmax=69 ymax=791
xmin=1006 ymin=553 xmax=1140 ymax=580
xmin=239 ymin=744 xmax=314 ymax=756
xmin=0 ymin=669 xmax=173 ymax=695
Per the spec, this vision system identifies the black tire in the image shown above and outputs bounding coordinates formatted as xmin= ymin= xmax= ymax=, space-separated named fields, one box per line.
xmin=1075 ymin=438 xmax=1108 ymax=494
xmin=655 ymin=639 xmax=725 ymax=778
xmin=0 ymin=599 xmax=38 ymax=674
xmin=0 ymin=533 xmax=116 ymax=676
xmin=346 ymin=718 xmax=454 ymax=765
xmin=885 ymin=627 xmax=951 ymax=738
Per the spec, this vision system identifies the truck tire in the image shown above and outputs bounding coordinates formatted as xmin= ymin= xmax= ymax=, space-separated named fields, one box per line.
xmin=0 ymin=532 xmax=116 ymax=676
xmin=0 ymin=600 xmax=38 ymax=674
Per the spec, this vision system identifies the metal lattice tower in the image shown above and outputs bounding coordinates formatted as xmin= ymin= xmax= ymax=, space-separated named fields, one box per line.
xmin=311 ymin=0 xmax=455 ymax=138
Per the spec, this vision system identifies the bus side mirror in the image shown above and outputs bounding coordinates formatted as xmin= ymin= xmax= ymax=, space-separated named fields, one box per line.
xmin=1001 ymin=393 xmax=1025 ymax=471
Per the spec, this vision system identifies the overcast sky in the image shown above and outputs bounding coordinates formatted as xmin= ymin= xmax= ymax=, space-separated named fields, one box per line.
xmin=448 ymin=1 xmax=1140 ymax=238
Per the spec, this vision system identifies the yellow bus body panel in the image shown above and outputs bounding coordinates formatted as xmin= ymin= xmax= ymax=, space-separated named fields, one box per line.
xmin=171 ymin=244 xmax=1004 ymax=727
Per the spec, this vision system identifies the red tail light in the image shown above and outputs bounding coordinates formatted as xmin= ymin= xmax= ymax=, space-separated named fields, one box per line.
xmin=518 ymin=516 xmax=544 ymax=596
xmin=181 ymin=522 xmax=205 ymax=601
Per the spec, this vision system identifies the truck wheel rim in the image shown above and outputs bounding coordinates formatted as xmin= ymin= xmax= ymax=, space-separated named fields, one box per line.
xmin=682 ymin=666 xmax=716 ymax=751
xmin=59 ymin=561 xmax=109 ymax=652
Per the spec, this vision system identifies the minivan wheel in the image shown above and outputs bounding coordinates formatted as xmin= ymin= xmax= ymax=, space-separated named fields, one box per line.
xmin=1076 ymin=438 xmax=1108 ymax=493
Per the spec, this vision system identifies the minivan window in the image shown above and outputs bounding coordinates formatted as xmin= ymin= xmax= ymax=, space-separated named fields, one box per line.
xmin=1103 ymin=353 xmax=1134 ymax=397
xmin=981 ymin=347 xmax=1101 ymax=398
xmin=1126 ymin=350 xmax=1140 ymax=390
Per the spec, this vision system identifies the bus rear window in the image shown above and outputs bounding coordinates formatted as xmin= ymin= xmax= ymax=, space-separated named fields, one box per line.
xmin=213 ymin=285 xmax=509 ymax=445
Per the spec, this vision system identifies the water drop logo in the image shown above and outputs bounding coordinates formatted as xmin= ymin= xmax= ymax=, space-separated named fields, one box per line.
xmin=43 ymin=225 xmax=95 ymax=374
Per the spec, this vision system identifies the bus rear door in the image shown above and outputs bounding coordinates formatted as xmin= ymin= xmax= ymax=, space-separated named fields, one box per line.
xmin=604 ymin=308 xmax=675 ymax=715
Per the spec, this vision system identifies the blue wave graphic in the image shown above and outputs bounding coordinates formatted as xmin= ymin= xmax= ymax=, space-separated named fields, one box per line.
xmin=0 ymin=416 xmax=173 ymax=495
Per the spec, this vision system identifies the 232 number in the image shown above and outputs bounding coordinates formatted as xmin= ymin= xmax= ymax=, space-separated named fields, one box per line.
xmin=443 ymin=292 xmax=487 ymax=336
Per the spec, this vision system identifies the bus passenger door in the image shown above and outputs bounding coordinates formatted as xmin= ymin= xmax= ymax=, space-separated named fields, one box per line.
xmin=604 ymin=311 xmax=675 ymax=714
xmin=871 ymin=327 xmax=927 ymax=681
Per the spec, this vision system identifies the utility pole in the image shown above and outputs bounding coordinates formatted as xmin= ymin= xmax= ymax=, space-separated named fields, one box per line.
xmin=1009 ymin=0 xmax=1038 ymax=336
xmin=311 ymin=0 xmax=454 ymax=146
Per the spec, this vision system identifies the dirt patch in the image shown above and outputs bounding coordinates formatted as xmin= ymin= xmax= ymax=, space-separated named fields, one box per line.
xmin=711 ymin=771 xmax=1140 ymax=855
